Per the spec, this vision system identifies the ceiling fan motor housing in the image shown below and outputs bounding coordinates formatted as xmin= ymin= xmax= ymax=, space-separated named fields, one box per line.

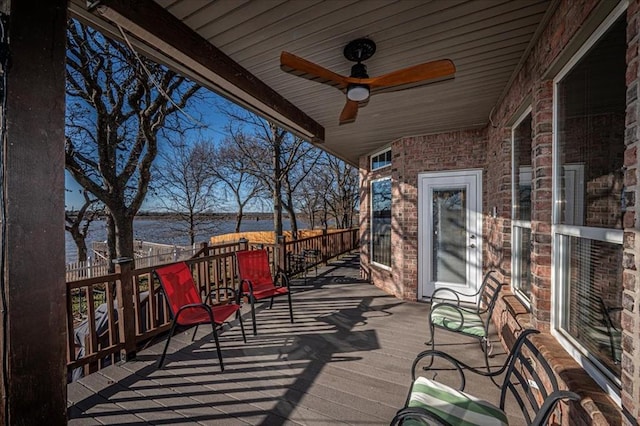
xmin=350 ymin=62 xmax=368 ymax=79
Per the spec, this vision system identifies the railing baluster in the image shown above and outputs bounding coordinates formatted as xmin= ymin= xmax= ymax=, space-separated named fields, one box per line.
xmin=85 ymin=286 xmax=97 ymax=376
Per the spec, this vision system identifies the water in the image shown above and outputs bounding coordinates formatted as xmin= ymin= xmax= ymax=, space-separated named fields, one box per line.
xmin=66 ymin=216 xmax=301 ymax=263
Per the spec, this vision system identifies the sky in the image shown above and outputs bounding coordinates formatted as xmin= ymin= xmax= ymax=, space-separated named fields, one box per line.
xmin=64 ymin=93 xmax=236 ymax=211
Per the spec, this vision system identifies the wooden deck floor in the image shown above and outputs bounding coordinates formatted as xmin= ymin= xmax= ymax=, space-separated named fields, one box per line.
xmin=68 ymin=253 xmax=524 ymax=425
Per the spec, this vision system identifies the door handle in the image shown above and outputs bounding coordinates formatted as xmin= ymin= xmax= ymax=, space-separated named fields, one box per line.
xmin=469 ymin=243 xmax=476 ymax=248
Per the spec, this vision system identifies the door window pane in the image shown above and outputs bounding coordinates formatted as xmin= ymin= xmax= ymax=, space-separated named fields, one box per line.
xmin=432 ymin=188 xmax=466 ymax=284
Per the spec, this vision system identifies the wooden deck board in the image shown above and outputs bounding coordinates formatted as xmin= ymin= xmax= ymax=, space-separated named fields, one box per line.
xmin=68 ymin=253 xmax=523 ymax=425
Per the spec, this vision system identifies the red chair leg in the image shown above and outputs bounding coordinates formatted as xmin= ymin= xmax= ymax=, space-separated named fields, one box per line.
xmin=158 ymin=319 xmax=180 ymax=368
xmin=287 ymin=292 xmax=294 ymax=323
xmin=249 ymin=297 xmax=257 ymax=336
xmin=237 ymin=310 xmax=247 ymax=343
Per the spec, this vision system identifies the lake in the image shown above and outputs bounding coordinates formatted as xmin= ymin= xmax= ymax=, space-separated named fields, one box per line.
xmin=65 ymin=216 xmax=303 ymax=263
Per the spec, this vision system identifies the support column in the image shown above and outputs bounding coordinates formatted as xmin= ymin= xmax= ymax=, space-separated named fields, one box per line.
xmin=0 ymin=0 xmax=68 ymax=423
xmin=530 ymin=80 xmax=554 ymax=331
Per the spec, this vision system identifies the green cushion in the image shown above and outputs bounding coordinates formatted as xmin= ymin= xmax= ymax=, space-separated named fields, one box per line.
xmin=430 ymin=304 xmax=486 ymax=338
xmin=405 ymin=376 xmax=508 ymax=426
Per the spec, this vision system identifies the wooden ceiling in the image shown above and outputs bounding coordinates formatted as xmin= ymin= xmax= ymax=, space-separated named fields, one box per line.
xmin=71 ymin=0 xmax=554 ymax=166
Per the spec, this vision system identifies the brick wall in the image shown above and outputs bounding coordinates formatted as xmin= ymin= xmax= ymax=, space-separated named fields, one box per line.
xmin=360 ymin=131 xmax=488 ymax=299
xmin=623 ymin=0 xmax=640 ymax=421
xmin=359 ymin=0 xmax=639 ymax=422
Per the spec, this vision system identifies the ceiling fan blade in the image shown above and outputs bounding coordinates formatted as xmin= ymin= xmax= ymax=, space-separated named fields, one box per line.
xmin=364 ymin=59 xmax=456 ymax=88
xmin=339 ymin=100 xmax=359 ymax=125
xmin=280 ymin=51 xmax=349 ymax=88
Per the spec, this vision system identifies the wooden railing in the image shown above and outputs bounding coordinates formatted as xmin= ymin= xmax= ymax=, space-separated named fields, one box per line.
xmin=66 ymin=228 xmax=359 ymax=380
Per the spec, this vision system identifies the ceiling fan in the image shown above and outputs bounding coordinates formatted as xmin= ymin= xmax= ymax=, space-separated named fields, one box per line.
xmin=280 ymin=38 xmax=456 ymax=125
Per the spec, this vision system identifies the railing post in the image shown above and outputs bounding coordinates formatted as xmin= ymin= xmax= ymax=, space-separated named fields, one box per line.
xmin=238 ymin=238 xmax=249 ymax=252
xmin=199 ymin=241 xmax=209 ymax=257
xmin=277 ymin=235 xmax=286 ymax=275
xmin=322 ymin=228 xmax=328 ymax=264
xmin=113 ymin=257 xmax=136 ymax=362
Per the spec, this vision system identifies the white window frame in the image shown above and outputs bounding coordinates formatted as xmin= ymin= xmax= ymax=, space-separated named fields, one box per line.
xmin=370 ymin=147 xmax=392 ymax=171
xmin=550 ymin=1 xmax=627 ymax=405
xmin=511 ymin=106 xmax=533 ymax=305
xmin=370 ymin=176 xmax=392 ymax=270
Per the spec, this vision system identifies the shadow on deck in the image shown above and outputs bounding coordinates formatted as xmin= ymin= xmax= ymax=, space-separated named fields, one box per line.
xmin=68 ymin=252 xmax=523 ymax=425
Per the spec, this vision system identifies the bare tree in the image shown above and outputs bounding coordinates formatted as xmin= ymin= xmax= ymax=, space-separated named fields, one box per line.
xmin=153 ymin=139 xmax=219 ymax=245
xmin=65 ymin=189 xmax=103 ymax=262
xmin=65 ymin=20 xmax=201 ymax=261
xmin=211 ymin=140 xmax=264 ymax=232
xmin=298 ymin=153 xmax=359 ymax=229
xmin=325 ymin=154 xmax=359 ymax=228
xmin=222 ymin=106 xmax=320 ymax=240
xmin=281 ymin=141 xmax=322 ymax=237
xmin=298 ymin=170 xmax=327 ymax=229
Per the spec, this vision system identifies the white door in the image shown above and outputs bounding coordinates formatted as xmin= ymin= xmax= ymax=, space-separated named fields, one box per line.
xmin=418 ymin=170 xmax=482 ymax=302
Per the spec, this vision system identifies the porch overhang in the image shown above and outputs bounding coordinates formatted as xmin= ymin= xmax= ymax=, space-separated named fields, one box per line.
xmin=71 ymin=0 xmax=558 ymax=167
xmin=74 ymin=0 xmax=325 ymax=144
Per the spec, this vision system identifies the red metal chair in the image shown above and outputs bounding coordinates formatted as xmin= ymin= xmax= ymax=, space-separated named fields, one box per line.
xmin=236 ymin=249 xmax=293 ymax=335
xmin=154 ymin=262 xmax=246 ymax=371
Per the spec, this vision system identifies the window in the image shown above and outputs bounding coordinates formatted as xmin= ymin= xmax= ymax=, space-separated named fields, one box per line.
xmin=553 ymin=10 xmax=626 ymax=396
xmin=371 ymin=148 xmax=391 ymax=171
xmin=371 ymin=178 xmax=391 ymax=267
xmin=512 ymin=109 xmax=532 ymax=302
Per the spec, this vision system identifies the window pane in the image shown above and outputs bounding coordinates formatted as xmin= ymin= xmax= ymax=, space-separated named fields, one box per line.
xmin=371 ymin=178 xmax=391 ymax=266
xmin=371 ymin=149 xmax=391 ymax=171
xmin=561 ymin=236 xmax=622 ymax=376
xmin=556 ymin=18 xmax=626 ymax=229
xmin=514 ymin=226 xmax=532 ymax=299
xmin=512 ymin=112 xmax=533 ymax=300
xmin=513 ymin=114 xmax=532 ymax=221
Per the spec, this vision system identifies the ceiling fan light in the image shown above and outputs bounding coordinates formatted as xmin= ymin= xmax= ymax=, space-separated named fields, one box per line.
xmin=347 ymin=84 xmax=369 ymax=101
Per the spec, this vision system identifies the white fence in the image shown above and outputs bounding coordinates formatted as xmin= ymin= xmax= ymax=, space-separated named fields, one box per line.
xmin=66 ymin=241 xmax=196 ymax=281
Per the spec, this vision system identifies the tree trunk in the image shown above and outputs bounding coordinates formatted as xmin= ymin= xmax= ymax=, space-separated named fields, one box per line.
xmin=284 ymin=193 xmax=298 ymax=240
xmin=273 ymin=135 xmax=283 ymax=242
xmin=189 ymin=212 xmax=196 ymax=246
xmin=323 ymin=200 xmax=329 ymax=230
xmin=105 ymin=214 xmax=117 ymax=272
xmin=72 ymin=233 xmax=88 ymax=261
xmin=235 ymin=204 xmax=244 ymax=233
xmin=110 ymin=210 xmax=135 ymax=261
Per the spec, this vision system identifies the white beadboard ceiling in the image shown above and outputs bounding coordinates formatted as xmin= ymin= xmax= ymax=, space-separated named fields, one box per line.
xmin=72 ymin=0 xmax=554 ymax=166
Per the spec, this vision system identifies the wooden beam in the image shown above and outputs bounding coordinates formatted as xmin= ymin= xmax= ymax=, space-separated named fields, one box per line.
xmin=88 ymin=0 xmax=325 ymax=143
xmin=0 ymin=0 xmax=68 ymax=423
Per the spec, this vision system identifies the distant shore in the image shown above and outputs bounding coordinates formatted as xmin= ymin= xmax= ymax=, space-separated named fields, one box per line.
xmin=65 ymin=211 xmax=286 ymax=222
xmin=135 ymin=211 xmax=280 ymax=221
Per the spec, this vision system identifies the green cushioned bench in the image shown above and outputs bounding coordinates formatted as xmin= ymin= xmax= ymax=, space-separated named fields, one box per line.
xmin=426 ymin=271 xmax=504 ymax=376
